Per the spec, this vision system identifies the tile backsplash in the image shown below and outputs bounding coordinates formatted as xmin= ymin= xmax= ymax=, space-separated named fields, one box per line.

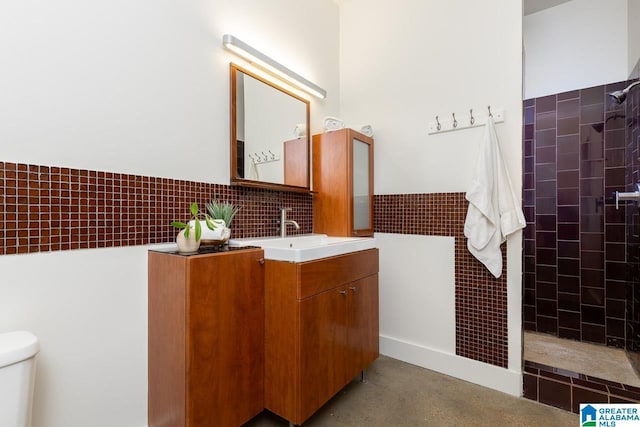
xmin=2 ymin=161 xmax=511 ymax=369
xmin=0 ymin=162 xmax=312 ymax=255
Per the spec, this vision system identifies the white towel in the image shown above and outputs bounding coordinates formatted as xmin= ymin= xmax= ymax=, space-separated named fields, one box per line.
xmin=189 ymin=219 xmax=226 ymax=240
xmin=249 ymin=157 xmax=259 ymax=181
xmin=323 ymin=116 xmax=345 ymax=131
xmin=464 ymin=116 xmax=526 ymax=278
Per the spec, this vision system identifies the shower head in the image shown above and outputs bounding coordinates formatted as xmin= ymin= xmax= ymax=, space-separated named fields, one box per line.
xmin=609 ymin=80 xmax=640 ymax=104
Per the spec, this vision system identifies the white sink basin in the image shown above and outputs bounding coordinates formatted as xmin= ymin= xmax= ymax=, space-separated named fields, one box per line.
xmin=228 ymin=234 xmax=376 ymax=262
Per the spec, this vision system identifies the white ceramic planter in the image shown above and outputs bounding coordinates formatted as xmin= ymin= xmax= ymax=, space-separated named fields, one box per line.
xmin=176 ymin=227 xmax=200 ymax=253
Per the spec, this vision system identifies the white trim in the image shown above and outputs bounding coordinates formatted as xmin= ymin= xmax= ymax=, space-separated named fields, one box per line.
xmin=380 ymin=335 xmax=522 ymax=396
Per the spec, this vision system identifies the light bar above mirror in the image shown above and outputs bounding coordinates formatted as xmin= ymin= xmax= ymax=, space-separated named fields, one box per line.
xmin=222 ymin=34 xmax=327 ymax=99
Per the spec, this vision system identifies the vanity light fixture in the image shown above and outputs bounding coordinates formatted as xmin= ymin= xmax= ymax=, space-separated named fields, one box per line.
xmin=222 ymin=34 xmax=327 ymax=99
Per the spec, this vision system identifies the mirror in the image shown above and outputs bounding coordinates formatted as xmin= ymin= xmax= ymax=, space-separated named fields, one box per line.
xmin=230 ymin=63 xmax=311 ymax=192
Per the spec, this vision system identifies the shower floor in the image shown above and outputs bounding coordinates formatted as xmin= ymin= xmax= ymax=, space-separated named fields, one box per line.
xmin=524 ymin=331 xmax=640 ymax=387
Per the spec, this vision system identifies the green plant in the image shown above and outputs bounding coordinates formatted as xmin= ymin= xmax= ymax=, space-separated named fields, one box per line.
xmin=206 ymin=199 xmax=240 ymax=228
xmin=171 ymin=202 xmax=217 ymax=241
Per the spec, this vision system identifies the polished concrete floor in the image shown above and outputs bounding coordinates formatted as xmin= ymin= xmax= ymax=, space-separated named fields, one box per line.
xmin=244 ymin=356 xmax=577 ymax=426
xmin=524 ymin=331 xmax=640 ymax=387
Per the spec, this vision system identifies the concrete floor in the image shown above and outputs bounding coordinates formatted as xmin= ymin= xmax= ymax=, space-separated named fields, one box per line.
xmin=524 ymin=331 xmax=640 ymax=387
xmin=245 ymin=356 xmax=577 ymax=426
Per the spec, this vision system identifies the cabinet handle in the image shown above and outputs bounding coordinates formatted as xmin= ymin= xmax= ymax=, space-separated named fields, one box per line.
xmin=257 ymin=258 xmax=265 ymax=265
xmin=338 ymin=290 xmax=347 ymax=296
xmin=349 ymin=286 xmax=357 ymax=292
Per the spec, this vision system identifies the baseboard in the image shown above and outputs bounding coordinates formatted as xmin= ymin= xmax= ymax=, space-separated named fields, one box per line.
xmin=380 ymin=335 xmax=522 ymax=396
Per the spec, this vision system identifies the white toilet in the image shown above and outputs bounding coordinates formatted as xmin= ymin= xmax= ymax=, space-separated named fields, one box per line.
xmin=0 ymin=331 xmax=40 ymax=427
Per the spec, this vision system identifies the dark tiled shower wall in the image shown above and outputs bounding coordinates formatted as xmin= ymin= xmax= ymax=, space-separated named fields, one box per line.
xmin=0 ymin=161 xmax=312 ymax=255
xmin=523 ymin=360 xmax=640 ymax=412
xmin=626 ymin=74 xmax=640 ymax=373
xmin=374 ymin=193 xmax=508 ymax=369
xmin=523 ymin=81 xmax=631 ymax=347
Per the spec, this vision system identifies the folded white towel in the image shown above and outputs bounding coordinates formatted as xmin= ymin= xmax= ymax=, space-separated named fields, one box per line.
xmin=360 ymin=125 xmax=373 ymax=137
xmin=190 ymin=219 xmax=227 ymax=240
xmin=323 ymin=116 xmax=345 ymax=131
xmin=463 ymin=116 xmax=526 ymax=278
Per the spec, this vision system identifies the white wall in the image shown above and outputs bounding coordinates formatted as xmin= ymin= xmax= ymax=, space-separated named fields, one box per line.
xmin=630 ymin=0 xmax=640 ymax=77
xmin=524 ymin=0 xmax=628 ymax=99
xmin=0 ymin=1 xmax=339 ymax=427
xmin=0 ymin=0 xmax=339 ymax=184
xmin=377 ymin=234 xmax=455 ymax=353
xmin=0 ymin=247 xmax=149 ymax=427
xmin=339 ymin=0 xmax=523 ymax=395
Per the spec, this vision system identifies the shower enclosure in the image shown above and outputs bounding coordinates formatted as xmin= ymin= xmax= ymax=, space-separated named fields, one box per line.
xmin=625 ymin=79 xmax=640 ymax=374
xmin=522 ymin=76 xmax=640 ymax=396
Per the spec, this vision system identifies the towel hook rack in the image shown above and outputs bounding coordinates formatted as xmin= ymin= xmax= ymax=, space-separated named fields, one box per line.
xmin=427 ymin=106 xmax=504 ymax=134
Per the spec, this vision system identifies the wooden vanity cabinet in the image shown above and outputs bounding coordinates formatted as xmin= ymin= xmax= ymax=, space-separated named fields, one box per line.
xmin=265 ymin=249 xmax=379 ymax=425
xmin=312 ymin=128 xmax=374 ymax=237
xmin=148 ymin=247 xmax=265 ymax=427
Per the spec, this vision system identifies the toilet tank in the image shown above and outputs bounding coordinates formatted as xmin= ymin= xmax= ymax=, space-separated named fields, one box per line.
xmin=0 ymin=331 xmax=40 ymax=427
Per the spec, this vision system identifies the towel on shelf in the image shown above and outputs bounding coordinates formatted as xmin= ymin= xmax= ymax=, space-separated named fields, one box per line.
xmin=463 ymin=116 xmax=526 ymax=278
xmin=360 ymin=125 xmax=374 ymax=137
xmin=323 ymin=116 xmax=345 ymax=131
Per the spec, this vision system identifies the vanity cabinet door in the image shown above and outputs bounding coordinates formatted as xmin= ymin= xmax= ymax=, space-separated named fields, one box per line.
xmin=346 ymin=274 xmax=380 ymax=379
xmin=351 ymin=136 xmax=373 ymax=236
xmin=298 ymin=286 xmax=349 ymax=423
xmin=297 ymin=274 xmax=379 ymax=422
xmin=148 ymin=248 xmax=265 ymax=427
xmin=187 ymin=250 xmax=265 ymax=426
xmin=263 ymin=249 xmax=379 ymax=426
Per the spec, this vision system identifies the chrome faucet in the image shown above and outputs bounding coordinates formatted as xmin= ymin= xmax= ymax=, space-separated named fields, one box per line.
xmin=280 ymin=208 xmax=300 ymax=237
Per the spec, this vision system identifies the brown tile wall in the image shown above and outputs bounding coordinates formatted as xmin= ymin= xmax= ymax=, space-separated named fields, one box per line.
xmin=0 ymin=162 xmax=312 ymax=255
xmin=374 ymin=193 xmax=508 ymax=368
xmin=625 ymin=75 xmax=640 ymax=373
xmin=3 ymin=162 xmax=510 ymax=368
xmin=523 ymin=81 xmax=631 ymax=347
xmin=523 ymin=360 xmax=640 ymax=413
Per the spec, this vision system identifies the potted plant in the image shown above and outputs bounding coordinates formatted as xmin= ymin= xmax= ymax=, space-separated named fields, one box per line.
xmin=206 ymin=199 xmax=241 ymax=228
xmin=171 ymin=202 xmax=217 ymax=253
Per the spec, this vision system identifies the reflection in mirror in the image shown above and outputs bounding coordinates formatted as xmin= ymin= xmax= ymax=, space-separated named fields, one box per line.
xmin=230 ymin=63 xmax=310 ymax=192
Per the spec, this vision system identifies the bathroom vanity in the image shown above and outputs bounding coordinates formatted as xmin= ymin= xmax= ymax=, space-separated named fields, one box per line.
xmin=263 ymin=248 xmax=379 ymax=425
xmin=148 ymin=236 xmax=379 ymax=426
xmin=147 ymin=246 xmax=265 ymax=426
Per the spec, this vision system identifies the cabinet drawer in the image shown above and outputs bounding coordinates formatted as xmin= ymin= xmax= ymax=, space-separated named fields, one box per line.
xmin=297 ymin=249 xmax=378 ymax=299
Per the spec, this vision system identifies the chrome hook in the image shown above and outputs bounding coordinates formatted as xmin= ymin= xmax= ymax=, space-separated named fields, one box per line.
xmin=488 ymin=105 xmax=493 ymax=117
xmin=470 ymin=109 xmax=475 ymax=125
xmin=452 ymin=113 xmax=457 ymax=128
xmin=436 ymin=115 xmax=441 ymax=131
